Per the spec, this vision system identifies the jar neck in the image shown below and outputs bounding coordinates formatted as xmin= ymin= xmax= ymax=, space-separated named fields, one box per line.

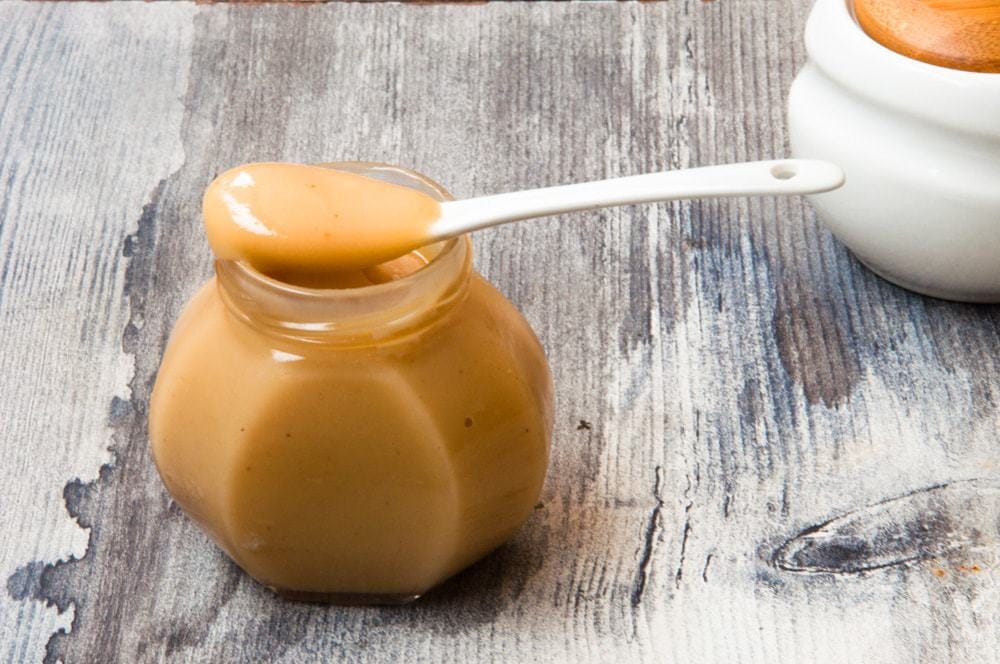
xmin=216 ymin=237 xmax=472 ymax=347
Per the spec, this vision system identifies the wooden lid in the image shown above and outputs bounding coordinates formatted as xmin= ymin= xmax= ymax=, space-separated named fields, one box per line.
xmin=853 ymin=0 xmax=1000 ymax=73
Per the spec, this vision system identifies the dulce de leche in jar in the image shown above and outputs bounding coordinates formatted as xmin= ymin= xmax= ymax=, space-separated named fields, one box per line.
xmin=149 ymin=162 xmax=553 ymax=604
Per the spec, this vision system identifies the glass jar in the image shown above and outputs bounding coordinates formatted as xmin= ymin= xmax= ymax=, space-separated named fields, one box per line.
xmin=149 ymin=163 xmax=554 ymax=604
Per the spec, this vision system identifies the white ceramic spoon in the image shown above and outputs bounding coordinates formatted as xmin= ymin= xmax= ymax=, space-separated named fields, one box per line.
xmin=429 ymin=159 xmax=844 ymax=241
xmin=207 ymin=159 xmax=846 ymax=272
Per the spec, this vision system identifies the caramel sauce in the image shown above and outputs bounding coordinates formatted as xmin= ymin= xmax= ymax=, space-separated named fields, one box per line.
xmin=203 ymin=162 xmax=442 ymax=275
xmin=149 ymin=163 xmax=553 ymax=599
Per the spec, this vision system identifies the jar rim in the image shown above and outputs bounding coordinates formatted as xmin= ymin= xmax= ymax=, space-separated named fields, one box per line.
xmin=804 ymin=0 xmax=1000 ymax=139
xmin=215 ymin=162 xmax=473 ymax=346
xmin=219 ymin=235 xmax=464 ymax=301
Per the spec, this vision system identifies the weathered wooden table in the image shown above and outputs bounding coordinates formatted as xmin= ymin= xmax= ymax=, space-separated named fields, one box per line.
xmin=2 ymin=2 xmax=998 ymax=662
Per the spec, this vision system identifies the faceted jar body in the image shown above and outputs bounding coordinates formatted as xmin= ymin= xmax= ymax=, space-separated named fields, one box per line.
xmin=148 ymin=165 xmax=553 ymax=603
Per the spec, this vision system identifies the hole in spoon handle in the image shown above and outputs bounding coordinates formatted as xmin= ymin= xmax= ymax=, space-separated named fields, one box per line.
xmin=770 ymin=162 xmax=798 ymax=180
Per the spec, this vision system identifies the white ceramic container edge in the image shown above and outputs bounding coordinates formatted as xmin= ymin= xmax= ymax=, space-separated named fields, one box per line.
xmin=788 ymin=0 xmax=1000 ymax=302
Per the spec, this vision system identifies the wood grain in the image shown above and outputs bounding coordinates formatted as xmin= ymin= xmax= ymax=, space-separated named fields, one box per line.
xmin=853 ymin=0 xmax=1000 ymax=73
xmin=1 ymin=2 xmax=998 ymax=662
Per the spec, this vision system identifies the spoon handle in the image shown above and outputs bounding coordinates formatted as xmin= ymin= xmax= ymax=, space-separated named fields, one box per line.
xmin=431 ymin=159 xmax=844 ymax=239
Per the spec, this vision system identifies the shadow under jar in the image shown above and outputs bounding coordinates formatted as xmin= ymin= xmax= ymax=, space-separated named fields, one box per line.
xmin=149 ymin=163 xmax=554 ymax=604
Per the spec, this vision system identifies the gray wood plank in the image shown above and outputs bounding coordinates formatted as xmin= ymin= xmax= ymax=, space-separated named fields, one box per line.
xmin=1 ymin=2 xmax=998 ymax=662
xmin=0 ymin=3 xmax=196 ymax=662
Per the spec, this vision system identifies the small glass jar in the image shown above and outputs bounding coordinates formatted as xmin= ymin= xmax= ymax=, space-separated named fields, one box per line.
xmin=149 ymin=163 xmax=554 ymax=604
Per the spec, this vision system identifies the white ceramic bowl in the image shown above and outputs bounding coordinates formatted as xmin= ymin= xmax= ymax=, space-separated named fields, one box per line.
xmin=788 ymin=0 xmax=1000 ymax=302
